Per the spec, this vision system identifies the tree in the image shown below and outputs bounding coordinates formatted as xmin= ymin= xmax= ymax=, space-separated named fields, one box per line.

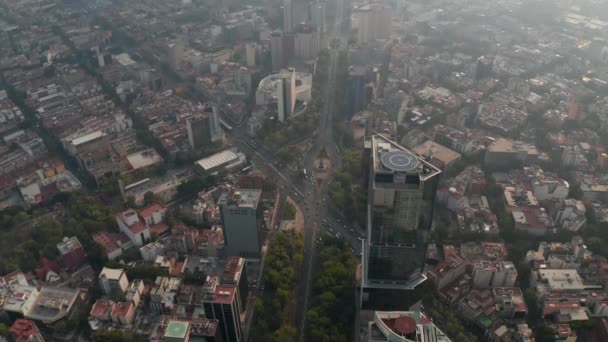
xmin=126 ymin=196 xmax=136 ymax=208
xmin=306 ymin=239 xmax=356 ymax=341
xmin=252 ymin=231 xmax=304 ymax=340
xmin=177 ymin=178 xmax=208 ymax=200
xmin=568 ymin=184 xmax=583 ymax=200
xmin=537 ymin=325 xmax=556 ymax=342
xmin=273 ymin=324 xmax=297 ymax=342
xmin=0 ymin=323 xmax=8 ymax=336
xmin=283 ymin=202 xmax=297 ymax=220
xmin=143 ymin=191 xmax=160 ymax=206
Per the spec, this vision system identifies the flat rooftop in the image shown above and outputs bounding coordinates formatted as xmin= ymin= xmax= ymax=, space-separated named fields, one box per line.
xmin=164 ymin=320 xmax=189 ymax=339
xmin=195 ymin=149 xmax=241 ymax=171
xmin=208 ymin=285 xmax=236 ymax=304
xmin=372 ymin=134 xmax=441 ymax=181
xmin=99 ymin=267 xmax=125 ymax=281
xmin=537 ymin=269 xmax=585 ymax=291
xmin=413 ymin=140 xmax=462 ymax=167
xmin=219 ymin=189 xmax=261 ymax=209
xmin=487 ymin=138 xmax=538 ymax=155
xmin=127 ymin=148 xmax=163 ymax=170
xmin=25 ymin=287 xmax=79 ymax=323
xmin=71 ymin=130 xmax=105 ymax=147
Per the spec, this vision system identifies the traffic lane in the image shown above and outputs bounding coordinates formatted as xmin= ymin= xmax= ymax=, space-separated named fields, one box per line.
xmin=320 ymin=216 xmax=362 ymax=250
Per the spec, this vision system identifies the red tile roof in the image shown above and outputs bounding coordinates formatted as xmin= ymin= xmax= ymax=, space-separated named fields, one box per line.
xmin=543 ymin=301 xmax=581 ymax=317
xmin=10 ymin=319 xmax=40 ymax=342
xmin=93 ymin=231 xmax=122 ymax=254
xmin=129 ymin=221 xmax=147 ymax=234
xmin=138 ymin=202 xmax=166 ymax=218
xmin=150 ymin=223 xmax=170 ymax=236
xmin=90 ymin=299 xmax=115 ymax=318
xmin=389 ymin=316 xmax=417 ymax=335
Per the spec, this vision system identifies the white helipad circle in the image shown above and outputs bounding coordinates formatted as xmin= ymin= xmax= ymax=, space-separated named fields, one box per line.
xmin=381 ymin=150 xmax=419 ymax=172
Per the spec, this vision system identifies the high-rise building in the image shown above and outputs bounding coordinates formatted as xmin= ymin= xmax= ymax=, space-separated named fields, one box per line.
xmin=277 ymin=68 xmax=297 ymax=122
xmin=354 ymin=3 xmax=390 ymax=44
xmin=346 ymin=66 xmax=371 ymax=118
xmin=271 ymin=31 xmax=296 ymax=71
xmin=361 ymin=135 xmax=441 ymax=310
xmin=277 ymin=69 xmax=296 ymax=122
xmin=283 ymin=0 xmax=294 ymax=32
xmin=202 ymin=276 xmax=244 ymax=342
xmin=310 ymin=2 xmax=326 ymax=33
xmin=270 ymin=31 xmax=284 ymax=71
xmin=295 ymin=25 xmax=319 ymax=60
xmin=245 ymin=42 xmax=257 ymax=67
xmin=187 ymin=104 xmax=221 ymax=150
xmin=234 ymin=67 xmax=252 ymax=94
xmin=187 ymin=114 xmax=212 ymax=150
xmin=167 ymin=39 xmax=185 ymax=70
xmin=219 ymin=189 xmax=263 ymax=259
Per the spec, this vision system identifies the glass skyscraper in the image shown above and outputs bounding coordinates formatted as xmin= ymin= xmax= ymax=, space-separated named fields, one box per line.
xmin=361 ymin=135 xmax=441 ymax=309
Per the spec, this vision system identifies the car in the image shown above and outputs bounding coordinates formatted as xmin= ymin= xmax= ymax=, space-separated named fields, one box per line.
xmin=337 ymin=219 xmax=341 ymax=223
xmin=357 ymin=237 xmax=362 ymax=241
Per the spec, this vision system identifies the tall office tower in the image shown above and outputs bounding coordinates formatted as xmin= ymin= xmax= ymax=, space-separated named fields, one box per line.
xmin=95 ymin=45 xmax=105 ymax=67
xmin=310 ymin=2 xmax=326 ymax=33
xmin=234 ymin=67 xmax=252 ymax=94
xmin=270 ymin=32 xmax=284 ymax=71
xmin=277 ymin=68 xmax=296 ymax=122
xmin=187 ymin=104 xmax=222 ymax=150
xmin=284 ymin=0 xmax=294 ymax=32
xmin=167 ymin=38 xmax=185 ymax=70
xmin=354 ymin=3 xmax=390 ymax=44
xmin=361 ymin=135 xmax=441 ymax=310
xmin=295 ymin=25 xmax=319 ymax=60
xmin=218 ymin=189 xmax=263 ymax=259
xmin=203 ymin=276 xmax=244 ymax=342
xmin=346 ymin=66 xmax=368 ymax=119
xmin=292 ymin=0 xmax=310 ymax=27
xmin=245 ymin=42 xmax=257 ymax=67
xmin=187 ymin=113 xmax=213 ymax=150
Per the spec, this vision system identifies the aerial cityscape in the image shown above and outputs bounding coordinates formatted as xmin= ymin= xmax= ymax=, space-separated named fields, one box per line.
xmin=1 ymin=0 xmax=608 ymax=341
